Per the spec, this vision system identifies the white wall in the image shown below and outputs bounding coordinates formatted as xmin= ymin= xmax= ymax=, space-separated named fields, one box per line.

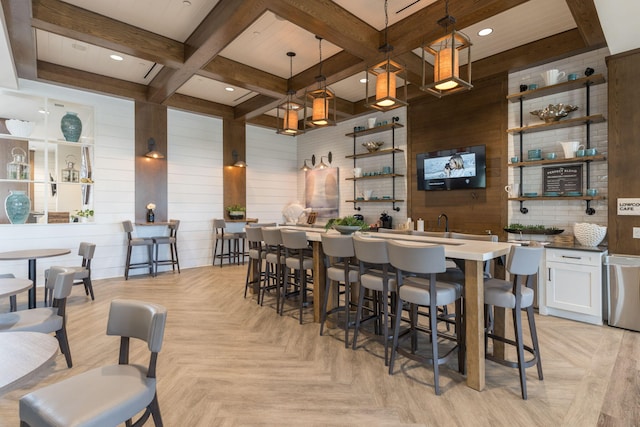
xmin=0 ymin=81 xmax=300 ymax=284
xmin=507 ymin=47 xmax=609 ymax=236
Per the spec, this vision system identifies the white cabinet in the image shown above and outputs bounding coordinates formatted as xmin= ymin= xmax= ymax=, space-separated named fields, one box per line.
xmin=542 ymin=247 xmax=606 ymax=325
xmin=0 ymin=90 xmax=94 ymax=224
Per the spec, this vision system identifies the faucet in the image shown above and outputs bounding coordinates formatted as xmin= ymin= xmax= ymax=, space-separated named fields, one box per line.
xmin=437 ymin=213 xmax=449 ymax=232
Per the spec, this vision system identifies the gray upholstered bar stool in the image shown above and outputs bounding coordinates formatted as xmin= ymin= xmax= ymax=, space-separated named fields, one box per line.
xmin=484 ymin=245 xmax=544 ymax=400
xmin=122 ymin=220 xmax=154 ymax=279
xmin=213 ymin=219 xmax=241 ymax=267
xmin=244 ymin=226 xmax=266 ymax=302
xmin=261 ymin=227 xmax=286 ymax=312
xmin=152 ymin=219 xmax=180 ymax=277
xmin=387 ymin=240 xmax=465 ymax=395
xmin=351 ymin=235 xmax=397 ymax=365
xmin=319 ymin=234 xmax=359 ymax=348
xmin=281 ymin=229 xmax=314 ymax=324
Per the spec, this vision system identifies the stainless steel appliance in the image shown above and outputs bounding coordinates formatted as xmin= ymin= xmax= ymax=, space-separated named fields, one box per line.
xmin=606 ymin=255 xmax=640 ymax=332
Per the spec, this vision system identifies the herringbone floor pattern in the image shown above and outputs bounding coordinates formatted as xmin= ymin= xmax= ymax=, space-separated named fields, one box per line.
xmin=0 ymin=265 xmax=637 ymax=426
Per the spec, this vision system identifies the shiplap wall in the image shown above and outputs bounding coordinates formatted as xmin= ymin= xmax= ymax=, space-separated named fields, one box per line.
xmin=296 ymin=109 xmax=408 ymax=227
xmin=0 ymin=80 xmax=299 ymax=284
xmin=507 ymin=47 xmax=609 ymax=236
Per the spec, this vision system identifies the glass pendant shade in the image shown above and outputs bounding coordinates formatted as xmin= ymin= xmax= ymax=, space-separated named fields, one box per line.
xmin=421 ymin=29 xmax=472 ymax=97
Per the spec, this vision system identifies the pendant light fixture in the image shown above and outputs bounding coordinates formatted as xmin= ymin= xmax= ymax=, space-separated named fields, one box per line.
xmin=277 ymin=52 xmax=304 ymax=136
xmin=305 ymin=36 xmax=336 ymax=128
xmin=365 ymin=0 xmax=407 ymax=111
xmin=420 ymin=0 xmax=472 ymax=97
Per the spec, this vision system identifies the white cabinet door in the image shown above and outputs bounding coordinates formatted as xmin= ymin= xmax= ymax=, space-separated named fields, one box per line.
xmin=545 ymin=249 xmax=603 ymax=317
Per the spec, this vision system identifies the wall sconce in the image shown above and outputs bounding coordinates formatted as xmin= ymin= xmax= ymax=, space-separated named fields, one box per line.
xmin=301 ymin=155 xmax=315 ymax=171
xmin=232 ymin=150 xmax=247 ymax=167
xmin=317 ymin=152 xmax=332 ymax=169
xmin=420 ymin=0 xmax=473 ymax=97
xmin=145 ymin=137 xmax=165 ymax=159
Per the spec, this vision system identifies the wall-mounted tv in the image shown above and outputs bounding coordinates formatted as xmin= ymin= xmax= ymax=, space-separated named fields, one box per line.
xmin=417 ymin=145 xmax=486 ymax=191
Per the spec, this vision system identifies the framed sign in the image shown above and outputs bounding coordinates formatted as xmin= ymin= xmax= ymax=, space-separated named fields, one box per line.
xmin=543 ymin=165 xmax=582 ymax=194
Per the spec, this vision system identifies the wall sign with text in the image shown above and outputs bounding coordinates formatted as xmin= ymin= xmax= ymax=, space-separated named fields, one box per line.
xmin=543 ymin=165 xmax=582 ymax=194
xmin=617 ymin=198 xmax=640 ymax=215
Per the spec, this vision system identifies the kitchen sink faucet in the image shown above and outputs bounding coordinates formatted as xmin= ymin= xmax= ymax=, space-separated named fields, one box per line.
xmin=437 ymin=213 xmax=449 ymax=232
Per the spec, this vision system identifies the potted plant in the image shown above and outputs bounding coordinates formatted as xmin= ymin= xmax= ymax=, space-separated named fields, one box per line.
xmin=226 ymin=204 xmax=246 ymax=220
xmin=325 ymin=215 xmax=369 ymax=234
xmin=75 ymin=208 xmax=94 ymax=223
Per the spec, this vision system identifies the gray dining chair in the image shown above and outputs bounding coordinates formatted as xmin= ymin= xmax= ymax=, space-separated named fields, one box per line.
xmin=45 ymin=242 xmax=96 ymax=305
xmin=19 ymin=299 xmax=168 ymax=426
xmin=0 ymin=267 xmax=75 ymax=368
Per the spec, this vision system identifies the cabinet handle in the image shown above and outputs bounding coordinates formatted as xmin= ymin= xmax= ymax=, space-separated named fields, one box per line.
xmin=561 ymin=255 xmax=582 ymax=260
xmin=548 ymin=268 xmax=551 ymax=282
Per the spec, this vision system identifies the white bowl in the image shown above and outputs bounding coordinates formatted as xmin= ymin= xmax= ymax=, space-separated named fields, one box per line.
xmin=573 ymin=223 xmax=607 ymax=246
xmin=5 ymin=119 xmax=35 ymax=137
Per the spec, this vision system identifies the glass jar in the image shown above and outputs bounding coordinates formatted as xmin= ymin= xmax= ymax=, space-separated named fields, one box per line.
xmin=7 ymin=147 xmax=29 ymax=180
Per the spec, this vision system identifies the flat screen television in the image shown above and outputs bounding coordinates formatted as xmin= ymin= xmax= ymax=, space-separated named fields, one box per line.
xmin=417 ymin=145 xmax=486 ymax=191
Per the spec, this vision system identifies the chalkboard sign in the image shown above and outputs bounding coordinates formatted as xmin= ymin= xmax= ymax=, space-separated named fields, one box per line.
xmin=543 ymin=165 xmax=582 ymax=194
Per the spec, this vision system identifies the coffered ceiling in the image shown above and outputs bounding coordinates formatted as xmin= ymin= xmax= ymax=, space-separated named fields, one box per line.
xmin=0 ymin=0 xmax=606 ymax=129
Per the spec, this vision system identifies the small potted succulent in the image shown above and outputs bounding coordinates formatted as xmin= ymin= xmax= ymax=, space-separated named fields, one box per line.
xmin=226 ymin=204 xmax=246 ymax=220
xmin=75 ymin=208 xmax=94 ymax=223
xmin=325 ymin=215 xmax=369 ymax=235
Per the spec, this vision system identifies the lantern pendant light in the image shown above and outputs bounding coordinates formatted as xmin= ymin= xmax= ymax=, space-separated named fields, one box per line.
xmin=277 ymin=52 xmax=304 ymax=136
xmin=365 ymin=0 xmax=407 ymax=111
xmin=420 ymin=0 xmax=473 ymax=97
xmin=305 ymin=36 xmax=336 ymax=128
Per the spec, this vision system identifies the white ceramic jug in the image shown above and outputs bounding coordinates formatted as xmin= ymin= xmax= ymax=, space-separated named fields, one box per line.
xmin=560 ymin=141 xmax=584 ymax=158
xmin=353 ymin=167 xmax=362 ymax=178
xmin=541 ymin=69 xmax=566 ymax=86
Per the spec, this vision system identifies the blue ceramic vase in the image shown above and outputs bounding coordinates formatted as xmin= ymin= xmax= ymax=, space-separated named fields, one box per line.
xmin=60 ymin=112 xmax=82 ymax=142
xmin=5 ymin=190 xmax=30 ymax=224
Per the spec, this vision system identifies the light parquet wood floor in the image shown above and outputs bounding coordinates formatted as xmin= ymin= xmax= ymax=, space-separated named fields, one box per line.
xmin=0 ymin=265 xmax=638 ymax=426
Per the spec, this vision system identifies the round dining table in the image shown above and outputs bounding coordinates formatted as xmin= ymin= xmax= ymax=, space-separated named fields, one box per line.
xmin=0 ymin=331 xmax=59 ymax=395
xmin=0 ymin=277 xmax=32 ymax=311
xmin=0 ymin=249 xmax=71 ymax=308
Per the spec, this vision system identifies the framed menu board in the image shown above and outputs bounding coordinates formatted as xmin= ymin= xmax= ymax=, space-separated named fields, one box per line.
xmin=543 ymin=165 xmax=582 ymax=194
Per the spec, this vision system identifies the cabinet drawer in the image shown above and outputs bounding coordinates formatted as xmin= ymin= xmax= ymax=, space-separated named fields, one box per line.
xmin=545 ymin=249 xmax=602 ymax=266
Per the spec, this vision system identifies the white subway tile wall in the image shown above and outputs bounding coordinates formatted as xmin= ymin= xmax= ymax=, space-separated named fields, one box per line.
xmin=507 ymin=47 xmax=609 ymax=238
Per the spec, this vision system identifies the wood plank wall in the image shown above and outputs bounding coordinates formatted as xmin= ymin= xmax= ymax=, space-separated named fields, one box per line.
xmin=407 ymin=74 xmax=509 ymax=239
xmin=135 ymin=101 xmax=167 ymax=222
xmin=222 ymin=118 xmax=246 ymax=219
xmin=606 ymin=48 xmax=640 ymax=255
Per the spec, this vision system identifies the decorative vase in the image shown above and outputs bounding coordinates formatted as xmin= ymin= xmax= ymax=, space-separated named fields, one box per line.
xmin=60 ymin=112 xmax=82 ymax=142
xmin=5 ymin=190 xmax=30 ymax=224
xmin=146 ymin=209 xmax=155 ymax=223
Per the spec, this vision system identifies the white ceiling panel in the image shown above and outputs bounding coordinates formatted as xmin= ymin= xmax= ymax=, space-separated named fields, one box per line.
xmin=36 ymin=30 xmax=163 ymax=84
xmin=332 ymin=0 xmax=438 ymax=30
xmin=60 ymin=0 xmax=218 ymax=42
xmin=220 ymin=11 xmax=343 ymax=78
xmin=177 ymin=75 xmax=258 ymax=106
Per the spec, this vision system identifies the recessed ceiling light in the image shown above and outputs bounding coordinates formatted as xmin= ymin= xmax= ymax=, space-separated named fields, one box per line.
xmin=225 ymin=87 xmax=235 ymax=92
xmin=478 ymin=28 xmax=493 ymax=37
xmin=183 ymin=0 xmax=191 ymax=6
xmin=110 ymin=54 xmax=124 ymax=61
xmin=359 ymin=78 xmax=368 ymax=84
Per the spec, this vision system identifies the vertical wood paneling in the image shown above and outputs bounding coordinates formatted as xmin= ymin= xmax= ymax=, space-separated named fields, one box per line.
xmin=222 ymin=118 xmax=246 ymax=217
xmin=606 ymin=48 xmax=640 ymax=255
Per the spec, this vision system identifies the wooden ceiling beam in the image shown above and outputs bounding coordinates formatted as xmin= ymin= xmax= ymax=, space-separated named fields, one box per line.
xmin=198 ymin=56 xmax=287 ymax=99
xmin=164 ymin=93 xmax=234 ymax=120
xmin=31 ymin=0 xmax=184 ymax=68
xmin=147 ymin=0 xmax=265 ymax=104
xmin=1 ymin=0 xmax=37 ymax=79
xmin=565 ymin=0 xmax=607 ymax=48
xmin=234 ymin=94 xmax=280 ymax=121
xmin=37 ymin=60 xmax=148 ymax=100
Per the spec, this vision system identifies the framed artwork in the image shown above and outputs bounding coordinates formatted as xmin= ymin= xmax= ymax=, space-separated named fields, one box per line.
xmin=305 ymin=167 xmax=339 ymax=218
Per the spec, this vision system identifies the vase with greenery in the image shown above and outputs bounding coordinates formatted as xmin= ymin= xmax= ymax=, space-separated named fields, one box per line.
xmin=226 ymin=204 xmax=246 ymax=219
xmin=325 ymin=215 xmax=369 ymax=234
xmin=75 ymin=208 xmax=94 ymax=223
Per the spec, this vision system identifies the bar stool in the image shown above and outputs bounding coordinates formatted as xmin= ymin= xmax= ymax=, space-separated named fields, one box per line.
xmin=261 ymin=227 xmax=286 ymax=312
xmin=152 ymin=219 xmax=180 ymax=277
xmin=280 ymin=229 xmax=314 ymax=324
xmin=122 ymin=220 xmax=154 ymax=280
xmin=213 ymin=219 xmax=241 ymax=267
xmin=351 ymin=235 xmax=397 ymax=365
xmin=319 ymin=234 xmax=359 ymax=348
xmin=244 ymin=226 xmax=266 ymax=302
xmin=484 ymin=245 xmax=544 ymax=399
xmin=387 ymin=240 xmax=464 ymax=395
